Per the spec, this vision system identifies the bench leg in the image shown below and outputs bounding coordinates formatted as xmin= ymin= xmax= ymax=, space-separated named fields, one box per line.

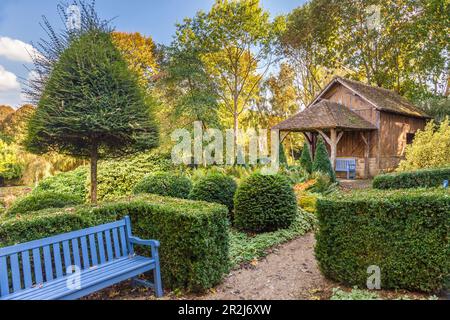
xmin=153 ymin=264 xmax=163 ymax=298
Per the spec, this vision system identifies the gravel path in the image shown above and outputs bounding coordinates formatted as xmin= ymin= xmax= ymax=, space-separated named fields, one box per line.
xmin=196 ymin=233 xmax=333 ymax=300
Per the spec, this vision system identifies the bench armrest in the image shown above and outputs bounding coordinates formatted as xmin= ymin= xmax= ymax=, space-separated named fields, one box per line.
xmin=129 ymin=237 xmax=160 ymax=248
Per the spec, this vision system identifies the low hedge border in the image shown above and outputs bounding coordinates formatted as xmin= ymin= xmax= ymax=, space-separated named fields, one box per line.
xmin=373 ymin=167 xmax=450 ymax=189
xmin=0 ymin=195 xmax=229 ymax=293
xmin=315 ymin=188 xmax=450 ymax=293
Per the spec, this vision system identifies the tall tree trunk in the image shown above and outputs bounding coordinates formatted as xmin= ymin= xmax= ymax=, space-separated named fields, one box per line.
xmin=90 ymin=145 xmax=98 ymax=204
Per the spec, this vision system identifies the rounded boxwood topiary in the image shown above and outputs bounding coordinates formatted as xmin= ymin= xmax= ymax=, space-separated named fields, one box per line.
xmin=133 ymin=172 xmax=192 ymax=199
xmin=234 ymin=173 xmax=298 ymax=233
xmin=189 ymin=173 xmax=237 ymax=215
xmin=7 ymin=191 xmax=83 ymax=216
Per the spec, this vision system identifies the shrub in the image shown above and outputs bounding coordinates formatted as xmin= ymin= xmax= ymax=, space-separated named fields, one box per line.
xmin=34 ymin=167 xmax=88 ymax=202
xmin=133 ymin=172 xmax=192 ymax=199
xmin=315 ymin=189 xmax=450 ymax=292
xmin=312 ymin=138 xmax=336 ymax=181
xmin=296 ymin=192 xmax=318 ymax=214
xmin=0 ymin=195 xmax=229 ymax=292
xmin=373 ymin=167 xmax=450 ymax=189
xmin=398 ymin=118 xmax=450 ymax=171
xmin=300 ymin=143 xmax=313 ymax=174
xmin=6 ymin=191 xmax=83 ymax=216
xmin=234 ymin=173 xmax=297 ymax=233
xmin=96 ymin=151 xmax=174 ymax=201
xmin=189 ymin=173 xmax=237 ymax=214
xmin=0 ymin=210 xmax=92 ymax=245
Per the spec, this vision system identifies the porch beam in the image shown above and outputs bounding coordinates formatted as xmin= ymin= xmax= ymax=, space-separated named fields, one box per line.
xmin=317 ymin=129 xmax=344 ymax=170
xmin=360 ymin=132 xmax=370 ymax=178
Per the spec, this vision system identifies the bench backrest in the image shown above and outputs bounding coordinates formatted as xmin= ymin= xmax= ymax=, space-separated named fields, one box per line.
xmin=0 ymin=217 xmax=132 ymax=298
xmin=336 ymin=158 xmax=357 ymax=171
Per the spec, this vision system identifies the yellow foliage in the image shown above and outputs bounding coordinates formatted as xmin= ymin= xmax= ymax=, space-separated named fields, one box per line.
xmin=398 ymin=117 xmax=450 ymax=171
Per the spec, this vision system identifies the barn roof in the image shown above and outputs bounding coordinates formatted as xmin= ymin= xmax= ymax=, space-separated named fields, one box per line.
xmin=312 ymin=76 xmax=431 ymax=119
xmin=273 ymin=100 xmax=377 ymax=132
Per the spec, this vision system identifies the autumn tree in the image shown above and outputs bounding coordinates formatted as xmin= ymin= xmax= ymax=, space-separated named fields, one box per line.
xmin=25 ymin=1 xmax=159 ymax=203
xmin=112 ymin=32 xmax=159 ymax=89
xmin=172 ymin=0 xmax=284 ymax=153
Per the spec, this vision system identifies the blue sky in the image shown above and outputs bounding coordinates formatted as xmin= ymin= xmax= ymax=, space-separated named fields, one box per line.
xmin=0 ymin=0 xmax=305 ymax=108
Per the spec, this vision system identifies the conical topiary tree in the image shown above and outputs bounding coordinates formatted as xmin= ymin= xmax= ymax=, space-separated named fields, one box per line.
xmin=312 ymin=137 xmax=336 ymax=181
xmin=279 ymin=142 xmax=288 ymax=167
xmin=25 ymin=10 xmax=159 ymax=204
xmin=300 ymin=142 xmax=312 ymax=173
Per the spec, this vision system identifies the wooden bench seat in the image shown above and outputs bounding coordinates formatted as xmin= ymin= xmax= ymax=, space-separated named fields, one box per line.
xmin=0 ymin=216 xmax=163 ymax=300
xmin=335 ymin=158 xmax=357 ymax=179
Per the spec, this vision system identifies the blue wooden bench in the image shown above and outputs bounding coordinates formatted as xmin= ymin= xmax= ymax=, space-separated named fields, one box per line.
xmin=0 ymin=216 xmax=163 ymax=300
xmin=335 ymin=158 xmax=357 ymax=179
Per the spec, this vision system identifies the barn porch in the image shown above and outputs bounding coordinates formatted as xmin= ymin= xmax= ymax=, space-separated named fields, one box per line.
xmin=273 ymin=100 xmax=378 ymax=179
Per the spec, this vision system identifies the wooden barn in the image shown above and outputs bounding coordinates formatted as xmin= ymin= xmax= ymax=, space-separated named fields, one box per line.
xmin=273 ymin=76 xmax=431 ymax=178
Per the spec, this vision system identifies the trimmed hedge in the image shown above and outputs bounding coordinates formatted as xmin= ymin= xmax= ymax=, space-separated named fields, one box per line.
xmin=0 ymin=195 xmax=229 ymax=292
xmin=133 ymin=172 xmax=192 ymax=199
xmin=234 ymin=173 xmax=297 ymax=233
xmin=373 ymin=167 xmax=450 ymax=190
xmin=315 ymin=189 xmax=450 ymax=293
xmin=6 ymin=191 xmax=83 ymax=216
xmin=189 ymin=173 xmax=237 ymax=215
xmin=34 ymin=167 xmax=88 ymax=202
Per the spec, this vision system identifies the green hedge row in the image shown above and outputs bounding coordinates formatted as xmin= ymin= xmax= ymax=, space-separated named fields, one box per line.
xmin=133 ymin=172 xmax=192 ymax=199
xmin=315 ymin=189 xmax=450 ymax=293
xmin=373 ymin=167 xmax=450 ymax=189
xmin=6 ymin=191 xmax=83 ymax=217
xmin=0 ymin=195 xmax=230 ymax=292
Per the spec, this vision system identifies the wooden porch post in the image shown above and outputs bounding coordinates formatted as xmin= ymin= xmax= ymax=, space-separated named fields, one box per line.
xmin=360 ymin=132 xmax=370 ymax=179
xmin=318 ymin=129 xmax=344 ymax=170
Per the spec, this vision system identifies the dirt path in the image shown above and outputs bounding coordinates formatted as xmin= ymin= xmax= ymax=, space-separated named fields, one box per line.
xmin=197 ymin=233 xmax=333 ymax=300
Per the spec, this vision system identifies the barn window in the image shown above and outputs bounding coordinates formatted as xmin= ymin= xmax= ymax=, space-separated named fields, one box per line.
xmin=406 ymin=133 xmax=415 ymax=145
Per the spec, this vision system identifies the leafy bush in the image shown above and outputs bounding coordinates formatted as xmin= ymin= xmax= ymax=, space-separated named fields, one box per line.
xmin=398 ymin=118 xmax=450 ymax=171
xmin=0 ymin=210 xmax=92 ymax=245
xmin=373 ymin=167 xmax=450 ymax=189
xmin=34 ymin=167 xmax=88 ymax=202
xmin=230 ymin=209 xmax=316 ymax=267
xmin=234 ymin=173 xmax=298 ymax=233
xmin=312 ymin=138 xmax=336 ymax=181
xmin=0 ymin=195 xmax=230 ymax=292
xmin=300 ymin=143 xmax=313 ymax=174
xmin=296 ymin=192 xmax=318 ymax=214
xmin=307 ymin=172 xmax=339 ymax=195
xmin=133 ymin=172 xmax=192 ymax=199
xmin=96 ymin=151 xmax=174 ymax=201
xmin=316 ymin=189 xmax=450 ymax=292
xmin=0 ymin=140 xmax=23 ymax=182
xmin=6 ymin=191 xmax=83 ymax=216
xmin=330 ymin=287 xmax=380 ymax=300
xmin=189 ymin=173 xmax=237 ymax=214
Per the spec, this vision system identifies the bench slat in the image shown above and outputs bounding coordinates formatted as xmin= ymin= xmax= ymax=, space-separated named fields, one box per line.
xmin=119 ymin=227 xmax=128 ymax=257
xmin=22 ymin=251 xmax=32 ymax=289
xmin=0 ymin=256 xmax=9 ymax=296
xmin=0 ymin=220 xmax=126 ymax=257
xmin=43 ymin=246 xmax=53 ymax=282
xmin=88 ymin=234 xmax=98 ymax=266
xmin=62 ymin=241 xmax=71 ymax=273
xmin=97 ymin=233 xmax=106 ymax=264
xmin=53 ymin=244 xmax=63 ymax=278
xmin=32 ymin=248 xmax=43 ymax=285
xmin=72 ymin=239 xmax=81 ymax=269
xmin=10 ymin=254 xmax=21 ymax=292
xmin=80 ymin=236 xmax=90 ymax=270
xmin=112 ymin=228 xmax=121 ymax=258
xmin=104 ymin=230 xmax=113 ymax=262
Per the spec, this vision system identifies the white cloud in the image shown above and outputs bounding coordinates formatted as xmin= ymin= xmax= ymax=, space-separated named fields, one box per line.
xmin=0 ymin=37 xmax=38 ymax=63
xmin=0 ymin=65 xmax=20 ymax=91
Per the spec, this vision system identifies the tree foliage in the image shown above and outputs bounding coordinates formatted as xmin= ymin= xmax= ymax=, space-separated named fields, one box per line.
xmin=398 ymin=117 xmax=450 ymax=171
xmin=312 ymin=138 xmax=336 ymax=181
xmin=24 ymin=1 xmax=159 ymax=203
xmin=300 ymin=142 xmax=313 ymax=174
